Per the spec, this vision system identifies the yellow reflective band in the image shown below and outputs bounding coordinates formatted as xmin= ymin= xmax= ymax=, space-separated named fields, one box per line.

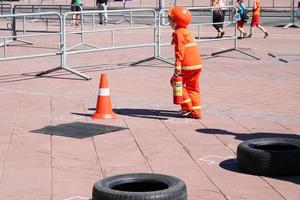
xmin=192 ymin=106 xmax=201 ymax=110
xmin=175 ymin=66 xmax=182 ymax=70
xmin=185 ymin=43 xmax=197 ymax=48
xmin=181 ymin=64 xmax=202 ymax=70
xmin=183 ymin=98 xmax=191 ymax=103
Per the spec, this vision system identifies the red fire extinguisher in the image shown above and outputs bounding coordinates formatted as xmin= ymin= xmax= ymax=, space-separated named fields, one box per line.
xmin=172 ymin=75 xmax=183 ymax=104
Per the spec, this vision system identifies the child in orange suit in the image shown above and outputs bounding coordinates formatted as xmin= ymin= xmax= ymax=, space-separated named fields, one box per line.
xmin=168 ymin=7 xmax=203 ymax=119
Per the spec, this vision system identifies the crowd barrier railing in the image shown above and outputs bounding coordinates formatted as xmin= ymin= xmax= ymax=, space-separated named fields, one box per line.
xmin=282 ymin=0 xmax=300 ymax=28
xmin=14 ymin=4 xmax=75 ymax=19
xmin=152 ymin=6 xmax=260 ymax=66
xmin=36 ymin=8 xmax=157 ymax=80
xmin=1 ymin=7 xmax=262 ymax=80
xmin=173 ymin=0 xmax=292 ymax=9
xmin=0 ymin=2 xmax=13 ymax=15
xmin=0 ymin=12 xmax=62 ymax=60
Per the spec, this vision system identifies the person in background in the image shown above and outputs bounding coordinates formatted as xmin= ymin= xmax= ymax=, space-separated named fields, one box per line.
xmin=248 ymin=0 xmax=269 ymax=38
xmin=168 ymin=7 xmax=203 ymax=119
xmin=211 ymin=0 xmax=225 ymax=38
xmin=97 ymin=0 xmax=108 ymax=25
xmin=71 ymin=0 xmax=82 ymax=26
xmin=219 ymin=0 xmax=227 ymax=26
xmin=236 ymin=0 xmax=247 ymax=39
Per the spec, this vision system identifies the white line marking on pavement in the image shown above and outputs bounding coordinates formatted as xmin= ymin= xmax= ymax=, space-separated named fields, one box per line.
xmin=168 ymin=118 xmax=195 ymax=124
xmin=199 ymin=155 xmax=235 ymax=164
xmin=55 ymin=115 xmax=84 ymax=121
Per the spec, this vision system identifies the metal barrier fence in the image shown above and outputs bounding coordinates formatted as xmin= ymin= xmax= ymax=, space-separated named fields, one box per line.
xmin=14 ymin=4 xmax=75 ymax=16
xmin=1 ymin=4 xmax=83 ymax=31
xmin=168 ymin=0 xmax=293 ymax=9
xmin=3 ymin=1 xmax=297 ymax=26
xmin=283 ymin=0 xmax=300 ymax=28
xmin=153 ymin=6 xmax=259 ymax=66
xmin=5 ymin=0 xmax=296 ymax=10
xmin=38 ymin=8 xmax=157 ymax=80
xmin=1 ymin=7 xmax=261 ymax=80
xmin=4 ymin=1 xmax=299 ymax=22
xmin=0 ymin=12 xmax=62 ymax=60
xmin=0 ymin=2 xmax=13 ymax=15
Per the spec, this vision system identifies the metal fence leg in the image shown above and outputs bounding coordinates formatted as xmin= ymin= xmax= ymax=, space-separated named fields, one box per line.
xmin=0 ymin=7 xmax=34 ymax=47
xmin=36 ymin=67 xmax=62 ymax=76
xmin=282 ymin=0 xmax=300 ymax=29
xmin=212 ymin=47 xmax=260 ymax=60
xmin=36 ymin=66 xmax=91 ymax=80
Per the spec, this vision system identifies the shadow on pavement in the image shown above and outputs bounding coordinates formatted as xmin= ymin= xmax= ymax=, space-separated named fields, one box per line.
xmin=31 ymin=122 xmax=127 ymax=139
xmin=198 ymin=128 xmax=300 ymax=184
xmin=220 ymin=159 xmax=300 ymax=185
xmin=196 ymin=128 xmax=300 ymax=141
xmin=113 ymin=108 xmax=180 ymax=120
xmin=0 ymin=73 xmax=40 ymax=83
xmin=0 ymin=72 xmax=84 ymax=83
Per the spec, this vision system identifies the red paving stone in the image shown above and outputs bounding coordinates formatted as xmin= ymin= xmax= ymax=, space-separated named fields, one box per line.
xmin=0 ymin=6 xmax=300 ymax=200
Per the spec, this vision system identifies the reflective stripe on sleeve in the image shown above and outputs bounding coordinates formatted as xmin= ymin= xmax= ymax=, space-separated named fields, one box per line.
xmin=175 ymin=66 xmax=182 ymax=70
xmin=98 ymin=88 xmax=110 ymax=96
xmin=185 ymin=43 xmax=197 ymax=48
xmin=181 ymin=64 xmax=202 ymax=70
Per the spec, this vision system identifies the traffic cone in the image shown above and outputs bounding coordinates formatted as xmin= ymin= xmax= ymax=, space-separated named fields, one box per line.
xmin=92 ymin=74 xmax=116 ymax=120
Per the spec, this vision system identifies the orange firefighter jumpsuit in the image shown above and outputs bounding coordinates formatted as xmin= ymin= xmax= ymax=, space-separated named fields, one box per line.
xmin=169 ymin=7 xmax=202 ymax=119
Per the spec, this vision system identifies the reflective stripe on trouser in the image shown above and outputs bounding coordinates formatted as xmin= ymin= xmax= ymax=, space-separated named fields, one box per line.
xmin=175 ymin=64 xmax=202 ymax=71
xmin=180 ymin=70 xmax=201 ymax=118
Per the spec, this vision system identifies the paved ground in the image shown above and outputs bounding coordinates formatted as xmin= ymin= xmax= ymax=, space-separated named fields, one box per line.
xmin=0 ymin=7 xmax=300 ymax=200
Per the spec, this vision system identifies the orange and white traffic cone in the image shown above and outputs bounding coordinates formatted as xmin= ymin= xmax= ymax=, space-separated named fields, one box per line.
xmin=92 ymin=74 xmax=116 ymax=120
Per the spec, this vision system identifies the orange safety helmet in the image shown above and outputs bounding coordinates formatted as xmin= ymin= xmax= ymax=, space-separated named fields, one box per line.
xmin=168 ymin=7 xmax=192 ymax=28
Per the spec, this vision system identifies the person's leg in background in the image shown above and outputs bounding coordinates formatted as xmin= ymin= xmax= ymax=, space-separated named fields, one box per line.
xmin=75 ymin=4 xmax=82 ymax=26
xmin=71 ymin=4 xmax=76 ymax=25
xmin=103 ymin=2 xmax=108 ymax=24
xmin=98 ymin=3 xmax=108 ymax=25
xmin=248 ymin=15 xmax=268 ymax=38
xmin=213 ymin=10 xmax=225 ymax=38
xmin=97 ymin=3 xmax=104 ymax=24
xmin=237 ymin=21 xmax=247 ymax=39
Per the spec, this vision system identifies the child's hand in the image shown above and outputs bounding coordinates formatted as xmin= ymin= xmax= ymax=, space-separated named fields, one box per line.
xmin=174 ymin=70 xmax=182 ymax=77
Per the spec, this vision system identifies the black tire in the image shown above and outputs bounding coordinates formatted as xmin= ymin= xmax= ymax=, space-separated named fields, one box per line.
xmin=237 ymin=138 xmax=300 ymax=176
xmin=92 ymin=173 xmax=187 ymax=200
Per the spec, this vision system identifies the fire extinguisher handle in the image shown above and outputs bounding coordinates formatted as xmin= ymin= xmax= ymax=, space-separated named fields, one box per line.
xmin=174 ymin=68 xmax=181 ymax=75
xmin=174 ymin=71 xmax=181 ymax=77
